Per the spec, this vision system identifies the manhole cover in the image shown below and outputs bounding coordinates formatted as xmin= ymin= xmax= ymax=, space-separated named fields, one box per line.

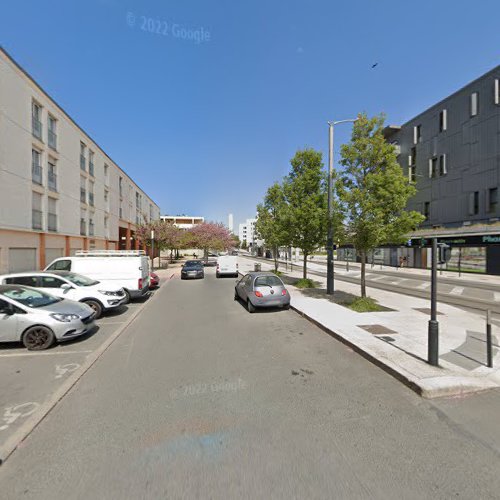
xmin=358 ymin=324 xmax=397 ymax=335
xmin=413 ymin=308 xmax=444 ymax=316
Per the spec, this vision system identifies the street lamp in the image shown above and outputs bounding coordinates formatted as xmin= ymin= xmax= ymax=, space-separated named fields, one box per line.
xmin=151 ymin=229 xmax=155 ymax=272
xmin=327 ymin=118 xmax=357 ymax=295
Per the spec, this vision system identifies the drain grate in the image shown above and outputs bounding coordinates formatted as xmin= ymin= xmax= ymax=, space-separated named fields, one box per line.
xmin=358 ymin=324 xmax=397 ymax=335
xmin=413 ymin=308 xmax=444 ymax=316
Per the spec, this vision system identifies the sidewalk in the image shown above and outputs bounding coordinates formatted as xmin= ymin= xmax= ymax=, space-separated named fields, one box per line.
xmin=238 ymin=256 xmax=500 ymax=398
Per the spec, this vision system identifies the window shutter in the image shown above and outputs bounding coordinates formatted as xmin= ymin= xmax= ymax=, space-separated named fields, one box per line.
xmin=486 ymin=189 xmax=490 ymax=212
xmin=408 ymin=155 xmax=412 ymax=166
xmin=413 ymin=126 xmax=418 ymax=144
xmin=442 ymin=154 xmax=447 ymax=175
xmin=428 ymin=159 xmax=433 ymax=178
xmin=443 ymin=109 xmax=447 ymax=130
xmin=495 ymin=79 xmax=499 ymax=105
xmin=468 ymin=193 xmax=475 ymax=215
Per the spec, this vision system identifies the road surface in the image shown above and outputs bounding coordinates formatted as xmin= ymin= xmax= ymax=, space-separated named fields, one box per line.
xmin=1 ymin=267 xmax=500 ymax=499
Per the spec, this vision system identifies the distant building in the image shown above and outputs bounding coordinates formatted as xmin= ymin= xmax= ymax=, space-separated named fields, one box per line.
xmin=160 ymin=215 xmax=204 ymax=229
xmin=238 ymin=218 xmax=257 ymax=247
xmin=228 ymin=213 xmax=234 ymax=233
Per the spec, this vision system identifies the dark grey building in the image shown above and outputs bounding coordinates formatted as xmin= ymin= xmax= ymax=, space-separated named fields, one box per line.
xmin=382 ymin=66 xmax=500 ymax=274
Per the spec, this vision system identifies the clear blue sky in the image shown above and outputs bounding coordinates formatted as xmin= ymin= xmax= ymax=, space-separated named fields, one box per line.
xmin=2 ymin=0 xmax=499 ymax=230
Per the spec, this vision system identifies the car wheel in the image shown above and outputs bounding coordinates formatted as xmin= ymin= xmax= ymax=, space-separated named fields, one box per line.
xmin=216 ymin=272 xmax=220 ymax=278
xmin=234 ymin=288 xmax=239 ymax=300
xmin=123 ymin=289 xmax=132 ymax=302
xmin=22 ymin=326 xmax=55 ymax=350
xmin=283 ymin=304 xmax=290 ymax=310
xmin=82 ymin=299 xmax=103 ymax=319
xmin=247 ymin=300 xmax=256 ymax=313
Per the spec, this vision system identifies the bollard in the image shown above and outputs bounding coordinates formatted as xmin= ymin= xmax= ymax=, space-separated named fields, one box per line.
xmin=486 ymin=310 xmax=493 ymax=368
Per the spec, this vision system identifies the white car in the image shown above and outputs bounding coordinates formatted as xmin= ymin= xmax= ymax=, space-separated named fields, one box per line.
xmin=0 ymin=271 xmax=126 ymax=319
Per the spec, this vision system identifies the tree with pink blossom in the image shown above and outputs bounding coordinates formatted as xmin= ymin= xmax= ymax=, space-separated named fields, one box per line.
xmin=188 ymin=222 xmax=235 ymax=261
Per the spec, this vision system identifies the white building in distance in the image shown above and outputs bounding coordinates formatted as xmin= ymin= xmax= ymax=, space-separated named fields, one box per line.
xmin=238 ymin=218 xmax=257 ymax=246
xmin=160 ymin=215 xmax=204 ymax=229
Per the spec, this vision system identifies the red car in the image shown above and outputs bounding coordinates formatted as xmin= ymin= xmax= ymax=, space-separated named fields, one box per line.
xmin=149 ymin=272 xmax=159 ymax=289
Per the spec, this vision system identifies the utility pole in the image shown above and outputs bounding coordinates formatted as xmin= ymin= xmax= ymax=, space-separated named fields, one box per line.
xmin=327 ymin=122 xmax=334 ymax=294
xmin=151 ymin=229 xmax=155 ymax=272
xmin=428 ymin=238 xmax=439 ymax=366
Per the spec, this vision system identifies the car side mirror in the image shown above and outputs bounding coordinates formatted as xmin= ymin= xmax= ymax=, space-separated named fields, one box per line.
xmin=61 ymin=284 xmax=73 ymax=291
xmin=0 ymin=303 xmax=15 ymax=315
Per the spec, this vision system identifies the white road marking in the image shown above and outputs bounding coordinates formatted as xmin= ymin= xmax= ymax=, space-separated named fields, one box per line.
xmin=449 ymin=287 xmax=465 ymax=296
xmin=1 ymin=402 xmax=40 ymax=431
xmin=368 ymin=275 xmax=385 ymax=281
xmin=417 ymin=282 xmax=431 ymax=290
xmin=55 ymin=363 xmax=81 ymax=379
xmin=0 ymin=350 xmax=92 ymax=358
xmin=389 ymin=279 xmax=407 ymax=285
xmin=493 ymin=292 xmax=500 ymax=301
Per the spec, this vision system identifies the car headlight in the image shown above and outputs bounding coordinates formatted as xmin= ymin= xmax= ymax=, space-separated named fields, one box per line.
xmin=98 ymin=290 xmax=120 ymax=296
xmin=50 ymin=313 xmax=80 ymax=323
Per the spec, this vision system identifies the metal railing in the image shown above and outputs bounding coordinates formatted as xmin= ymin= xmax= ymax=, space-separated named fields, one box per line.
xmin=32 ymin=164 xmax=43 ymax=185
xmin=80 ymin=188 xmax=87 ymax=204
xmin=48 ymin=171 xmax=57 ymax=192
xmin=48 ymin=130 xmax=57 ymax=150
xmin=32 ymin=117 xmax=42 ymax=139
xmin=80 ymin=155 xmax=86 ymax=171
xmin=80 ymin=219 xmax=86 ymax=236
xmin=48 ymin=213 xmax=57 ymax=232
xmin=32 ymin=209 xmax=43 ymax=230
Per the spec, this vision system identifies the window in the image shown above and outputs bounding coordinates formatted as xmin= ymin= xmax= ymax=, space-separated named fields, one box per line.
xmin=439 ymin=109 xmax=447 ymax=132
xmin=32 ymin=149 xmax=42 ymax=185
xmin=32 ymin=192 xmax=43 ymax=230
xmin=119 ymin=177 xmax=123 ymax=197
xmin=32 ymin=101 xmax=42 ymax=139
xmin=488 ymin=188 xmax=498 ymax=213
xmin=429 ymin=157 xmax=438 ymax=178
xmin=469 ymin=191 xmax=479 ymax=215
xmin=80 ymin=211 xmax=87 ymax=235
xmin=89 ymin=150 xmax=94 ymax=177
xmin=470 ymin=92 xmax=479 ymax=116
xmin=104 ymin=164 xmax=109 ymax=185
xmin=80 ymin=143 xmax=86 ymax=171
xmin=48 ymin=159 xmax=57 ymax=191
xmin=439 ymin=154 xmax=447 ymax=176
xmin=495 ymin=79 xmax=499 ymax=105
xmin=40 ymin=276 xmax=65 ymax=288
xmin=89 ymin=182 xmax=95 ymax=206
xmin=119 ymin=205 xmax=123 ymax=219
xmin=424 ymin=202 xmax=430 ymax=220
xmin=104 ymin=189 xmax=109 ymax=203
xmin=89 ymin=216 xmax=95 ymax=236
xmin=409 ymin=146 xmax=417 ymax=167
xmin=48 ymin=197 xmax=57 ymax=232
xmin=5 ymin=276 xmax=38 ymax=287
xmin=47 ymin=260 xmax=71 ymax=271
xmin=80 ymin=176 xmax=87 ymax=203
xmin=408 ymin=166 xmax=416 ymax=183
xmin=48 ymin=115 xmax=57 ymax=149
xmin=413 ymin=125 xmax=422 ymax=144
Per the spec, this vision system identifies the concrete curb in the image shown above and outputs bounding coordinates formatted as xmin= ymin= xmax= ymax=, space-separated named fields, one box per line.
xmin=0 ymin=273 xmax=176 ymax=465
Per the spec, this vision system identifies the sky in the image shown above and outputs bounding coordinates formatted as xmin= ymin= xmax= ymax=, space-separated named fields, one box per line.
xmin=2 ymin=0 xmax=499 ymax=230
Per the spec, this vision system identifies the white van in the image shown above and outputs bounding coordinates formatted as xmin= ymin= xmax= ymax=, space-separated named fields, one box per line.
xmin=45 ymin=250 xmax=150 ymax=301
xmin=216 ymin=255 xmax=238 ymax=278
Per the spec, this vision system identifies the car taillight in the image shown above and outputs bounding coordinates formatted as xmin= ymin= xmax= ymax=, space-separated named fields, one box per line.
xmin=254 ymin=291 xmax=263 ymax=297
xmin=138 ymin=278 xmax=143 ymax=289
xmin=282 ymin=289 xmax=287 ymax=296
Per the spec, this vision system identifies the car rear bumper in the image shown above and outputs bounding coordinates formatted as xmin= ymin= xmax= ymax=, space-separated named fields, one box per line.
xmin=251 ymin=297 xmax=290 ymax=308
xmin=128 ymin=287 xmax=151 ymax=299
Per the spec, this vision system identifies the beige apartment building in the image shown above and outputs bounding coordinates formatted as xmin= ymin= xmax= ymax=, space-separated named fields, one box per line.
xmin=0 ymin=47 xmax=160 ymax=273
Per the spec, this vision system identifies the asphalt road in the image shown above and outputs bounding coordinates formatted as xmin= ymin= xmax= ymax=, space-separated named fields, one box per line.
xmin=1 ymin=267 xmax=500 ymax=499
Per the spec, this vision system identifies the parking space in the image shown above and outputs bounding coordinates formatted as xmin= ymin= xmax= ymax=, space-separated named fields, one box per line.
xmin=0 ymin=291 xmax=157 ymax=448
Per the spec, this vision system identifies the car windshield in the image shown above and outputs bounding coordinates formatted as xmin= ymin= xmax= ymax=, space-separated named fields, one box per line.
xmin=2 ymin=287 xmax=62 ymax=308
xmin=184 ymin=261 xmax=202 ymax=268
xmin=61 ymin=273 xmax=99 ymax=287
xmin=254 ymin=276 xmax=284 ymax=287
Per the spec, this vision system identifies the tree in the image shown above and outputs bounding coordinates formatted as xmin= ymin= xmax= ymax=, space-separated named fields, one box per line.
xmin=338 ymin=113 xmax=425 ymax=297
xmin=241 ymin=239 xmax=248 ymax=250
xmin=136 ymin=220 xmax=183 ymax=262
xmin=283 ymin=149 xmax=329 ymax=279
xmin=189 ymin=222 xmax=234 ymax=261
xmin=255 ymin=183 xmax=289 ymax=272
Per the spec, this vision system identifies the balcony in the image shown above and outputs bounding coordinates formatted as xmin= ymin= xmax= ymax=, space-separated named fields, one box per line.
xmin=89 ymin=192 xmax=94 ymax=206
xmin=48 ymin=213 xmax=57 ymax=232
xmin=80 ymin=188 xmax=87 ymax=204
xmin=48 ymin=130 xmax=57 ymax=150
xmin=80 ymin=155 xmax=86 ymax=171
xmin=48 ymin=171 xmax=57 ymax=192
xmin=89 ymin=162 xmax=94 ymax=177
xmin=32 ymin=209 xmax=43 ymax=230
xmin=32 ymin=117 xmax=42 ymax=140
xmin=80 ymin=219 xmax=86 ymax=236
xmin=32 ymin=164 xmax=43 ymax=185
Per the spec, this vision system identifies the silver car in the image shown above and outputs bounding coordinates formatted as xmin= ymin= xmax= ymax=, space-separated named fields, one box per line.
xmin=0 ymin=285 xmax=96 ymax=350
xmin=234 ymin=272 xmax=290 ymax=313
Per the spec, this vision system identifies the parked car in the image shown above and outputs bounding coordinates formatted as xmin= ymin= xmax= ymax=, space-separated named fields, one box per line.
xmin=45 ymin=250 xmax=150 ymax=302
xmin=149 ymin=272 xmax=159 ymax=289
xmin=0 ymin=285 xmax=95 ymax=350
xmin=234 ymin=272 xmax=290 ymax=313
xmin=216 ymin=255 xmax=238 ymax=278
xmin=0 ymin=271 xmax=126 ymax=319
xmin=204 ymin=253 xmax=218 ymax=267
xmin=181 ymin=261 xmax=205 ymax=279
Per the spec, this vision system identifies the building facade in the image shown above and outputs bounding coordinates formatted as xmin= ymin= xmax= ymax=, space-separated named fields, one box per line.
xmin=380 ymin=65 xmax=500 ymax=273
xmin=160 ymin=215 xmax=204 ymax=229
xmin=0 ymin=48 xmax=160 ymax=273
xmin=238 ymin=218 xmax=257 ymax=247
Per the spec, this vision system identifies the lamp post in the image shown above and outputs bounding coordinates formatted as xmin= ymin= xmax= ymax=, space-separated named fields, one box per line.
xmin=151 ymin=229 xmax=155 ymax=272
xmin=327 ymin=118 xmax=357 ymax=295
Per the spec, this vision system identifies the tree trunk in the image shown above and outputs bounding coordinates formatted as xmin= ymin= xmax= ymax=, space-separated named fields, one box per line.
xmin=360 ymin=250 xmax=366 ymax=298
xmin=274 ymin=246 xmax=278 ymax=272
xmin=303 ymin=252 xmax=308 ymax=279
xmin=204 ymin=248 xmax=208 ymax=263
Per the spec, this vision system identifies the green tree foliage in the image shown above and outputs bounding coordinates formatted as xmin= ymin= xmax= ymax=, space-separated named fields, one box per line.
xmin=338 ymin=113 xmax=425 ymax=297
xmin=283 ymin=149 xmax=329 ymax=279
xmin=255 ymin=183 xmax=289 ymax=272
